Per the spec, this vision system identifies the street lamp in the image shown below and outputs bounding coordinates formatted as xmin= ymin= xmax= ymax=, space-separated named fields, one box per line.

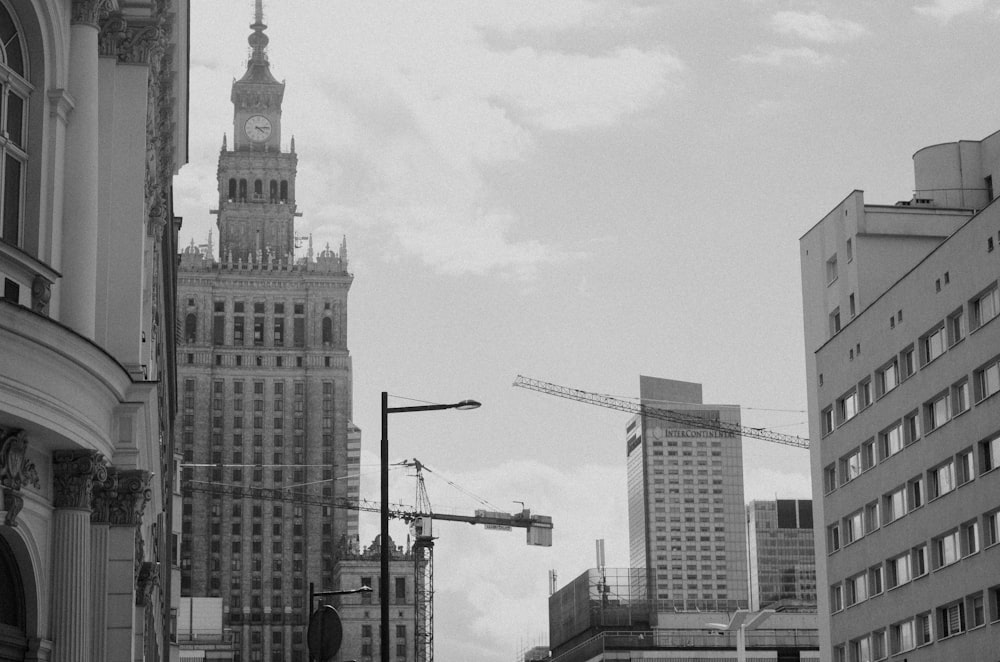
xmin=706 ymin=609 xmax=774 ymax=662
xmin=380 ymin=392 xmax=481 ymax=662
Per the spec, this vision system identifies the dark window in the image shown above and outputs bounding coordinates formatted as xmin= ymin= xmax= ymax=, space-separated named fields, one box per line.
xmin=322 ymin=317 xmax=333 ymax=344
xmin=185 ymin=313 xmax=197 ymax=343
xmin=238 ymin=179 xmax=247 ymax=201
xmin=269 ymin=179 xmax=278 ymax=202
xmin=228 ymin=178 xmax=237 ymax=201
xmin=293 ymin=318 xmax=304 ymax=347
xmin=280 ymin=180 xmax=288 ymax=202
xmin=253 ymin=179 xmax=263 ymax=198
xmin=395 ymin=576 xmax=406 ymax=600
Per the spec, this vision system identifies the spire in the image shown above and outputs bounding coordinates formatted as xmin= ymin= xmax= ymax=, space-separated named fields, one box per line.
xmin=237 ymin=0 xmax=279 ymax=85
xmin=249 ymin=0 xmax=269 ymax=63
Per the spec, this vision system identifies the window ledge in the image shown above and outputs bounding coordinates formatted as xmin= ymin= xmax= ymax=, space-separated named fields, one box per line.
xmin=0 ymin=240 xmax=60 ymax=313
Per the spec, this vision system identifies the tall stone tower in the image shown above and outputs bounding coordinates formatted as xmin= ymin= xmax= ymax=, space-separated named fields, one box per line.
xmin=176 ymin=4 xmax=357 ymax=661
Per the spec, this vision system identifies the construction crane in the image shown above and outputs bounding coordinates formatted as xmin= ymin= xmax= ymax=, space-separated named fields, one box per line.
xmin=181 ymin=466 xmax=553 ymax=662
xmin=402 ymin=459 xmax=553 ymax=662
xmin=513 ymin=375 xmax=809 ymax=449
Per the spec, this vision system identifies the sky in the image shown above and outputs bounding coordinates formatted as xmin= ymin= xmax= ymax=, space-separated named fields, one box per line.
xmin=174 ymin=1 xmax=1000 ymax=659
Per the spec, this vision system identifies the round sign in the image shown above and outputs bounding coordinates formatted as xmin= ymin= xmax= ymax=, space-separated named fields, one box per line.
xmin=307 ymin=605 xmax=343 ymax=661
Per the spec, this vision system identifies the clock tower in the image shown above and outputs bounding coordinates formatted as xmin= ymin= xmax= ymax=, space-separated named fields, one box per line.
xmin=215 ymin=1 xmax=296 ymax=261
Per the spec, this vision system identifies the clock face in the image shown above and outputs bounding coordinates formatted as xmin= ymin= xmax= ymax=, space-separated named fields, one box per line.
xmin=244 ymin=115 xmax=272 ymax=142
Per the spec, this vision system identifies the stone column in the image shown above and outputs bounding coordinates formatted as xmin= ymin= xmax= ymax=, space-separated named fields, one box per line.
xmin=51 ymin=450 xmax=107 ymax=662
xmin=59 ymin=0 xmax=103 ymax=338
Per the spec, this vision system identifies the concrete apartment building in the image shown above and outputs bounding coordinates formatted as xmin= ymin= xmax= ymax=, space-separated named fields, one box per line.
xmin=626 ymin=375 xmax=750 ymax=611
xmin=747 ymin=499 xmax=816 ymax=611
xmin=800 ymin=132 xmax=1000 ymax=660
xmin=0 ymin=1 xmax=189 ymax=660
xmin=175 ymin=6 xmax=359 ymax=661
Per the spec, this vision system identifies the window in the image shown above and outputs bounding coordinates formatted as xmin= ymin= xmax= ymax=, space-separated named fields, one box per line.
xmin=865 ymin=500 xmax=880 ymax=533
xmin=982 ymin=433 xmax=1000 ymax=473
xmin=971 ymin=285 xmax=999 ymax=329
xmin=830 ymin=583 xmax=843 ymax=612
xmin=962 ymin=520 xmax=979 ymax=556
xmin=846 ymin=237 xmax=853 ymax=261
xmin=880 ymin=422 xmax=903 ymax=459
xmin=858 ymin=379 xmax=872 ymax=409
xmin=925 ymin=392 xmax=950 ymax=431
xmin=956 ymin=449 xmax=974 ymax=485
xmin=824 ymin=464 xmax=837 ymax=493
xmin=915 ymin=612 xmax=932 ymax=645
xmin=908 ymin=475 xmax=924 ymax=510
xmin=884 ymin=486 xmax=906 ymax=523
xmin=947 ymin=309 xmax=965 ymax=345
xmin=935 ymin=530 xmax=960 ymax=568
xmin=900 ymin=345 xmax=915 ymax=379
xmin=822 ymin=407 xmax=834 ymax=435
xmin=869 ymin=565 xmax=883 ymax=596
xmin=952 ymin=379 xmax=970 ymax=415
xmin=876 ymin=360 xmax=898 ymax=396
xmin=828 ymin=522 xmax=841 ymax=552
xmin=827 ymin=254 xmax=838 ymax=283
xmin=849 ymin=293 xmax=856 ymax=318
xmin=830 ymin=307 xmax=842 ymax=335
xmin=850 ymin=636 xmax=870 ymax=662
xmin=887 ymin=552 xmax=910 ymax=588
xmin=846 ymin=572 xmax=867 ymax=606
xmin=395 ymin=576 xmax=406 ymax=601
xmin=930 ymin=460 xmax=955 ymax=498
xmin=871 ymin=629 xmax=886 ymax=660
xmin=891 ymin=620 xmax=914 ymax=653
xmin=0 ymin=6 xmax=29 ymax=247
xmin=840 ymin=449 xmax=862 ymax=484
xmin=838 ymin=391 xmax=858 ymax=423
xmin=986 ymin=510 xmax=1000 ymax=547
xmin=920 ymin=325 xmax=946 ymax=364
xmin=975 ymin=357 xmax=1000 ymax=401
xmin=861 ymin=439 xmax=876 ymax=470
xmin=969 ymin=592 xmax=985 ymax=628
xmin=845 ymin=510 xmax=864 ymax=544
xmin=904 ymin=411 xmax=920 ymax=444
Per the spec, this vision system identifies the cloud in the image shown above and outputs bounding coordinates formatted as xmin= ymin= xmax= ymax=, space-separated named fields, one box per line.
xmin=770 ymin=11 xmax=868 ymax=42
xmin=736 ymin=46 xmax=834 ymax=67
xmin=914 ymin=0 xmax=994 ymax=21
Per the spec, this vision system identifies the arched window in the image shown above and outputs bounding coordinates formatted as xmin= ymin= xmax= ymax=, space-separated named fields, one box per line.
xmin=185 ymin=313 xmax=197 ymax=343
xmin=269 ymin=179 xmax=277 ymax=202
xmin=321 ymin=317 xmax=333 ymax=345
xmin=253 ymin=179 xmax=262 ymax=199
xmin=239 ymin=179 xmax=247 ymax=201
xmin=228 ymin=178 xmax=237 ymax=201
xmin=1 ymin=3 xmax=30 ymax=247
xmin=279 ymin=180 xmax=288 ymax=203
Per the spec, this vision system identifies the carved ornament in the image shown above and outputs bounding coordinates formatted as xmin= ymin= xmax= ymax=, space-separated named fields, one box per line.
xmin=71 ymin=0 xmax=111 ymax=27
xmin=135 ymin=561 xmax=159 ymax=606
xmin=0 ymin=428 xmax=41 ymax=527
xmin=52 ymin=450 xmax=108 ymax=510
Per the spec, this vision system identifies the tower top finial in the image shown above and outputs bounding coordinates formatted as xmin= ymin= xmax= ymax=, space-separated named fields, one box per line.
xmin=248 ymin=0 xmax=269 ymax=63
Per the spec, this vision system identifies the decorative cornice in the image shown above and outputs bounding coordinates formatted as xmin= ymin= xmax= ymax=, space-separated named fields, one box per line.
xmin=52 ymin=450 xmax=108 ymax=510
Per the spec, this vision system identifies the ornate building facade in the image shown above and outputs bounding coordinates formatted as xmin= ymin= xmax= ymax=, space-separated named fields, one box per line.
xmin=0 ymin=0 xmax=189 ymax=661
xmin=175 ymin=6 xmax=357 ymax=662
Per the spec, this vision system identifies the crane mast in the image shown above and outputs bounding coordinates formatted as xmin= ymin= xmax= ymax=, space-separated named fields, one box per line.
xmin=402 ymin=459 xmax=552 ymax=662
xmin=512 ymin=375 xmax=809 ymax=449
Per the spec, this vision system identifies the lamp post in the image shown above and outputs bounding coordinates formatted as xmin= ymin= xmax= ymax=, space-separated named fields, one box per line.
xmin=380 ymin=392 xmax=480 ymax=662
xmin=706 ymin=609 xmax=774 ymax=662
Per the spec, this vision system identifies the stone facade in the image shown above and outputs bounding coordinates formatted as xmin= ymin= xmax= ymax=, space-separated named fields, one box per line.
xmin=0 ymin=0 xmax=189 ymax=660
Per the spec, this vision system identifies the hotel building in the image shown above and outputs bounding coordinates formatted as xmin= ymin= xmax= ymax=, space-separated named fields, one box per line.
xmin=800 ymin=131 xmax=1000 ymax=660
xmin=626 ymin=375 xmax=749 ymax=611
